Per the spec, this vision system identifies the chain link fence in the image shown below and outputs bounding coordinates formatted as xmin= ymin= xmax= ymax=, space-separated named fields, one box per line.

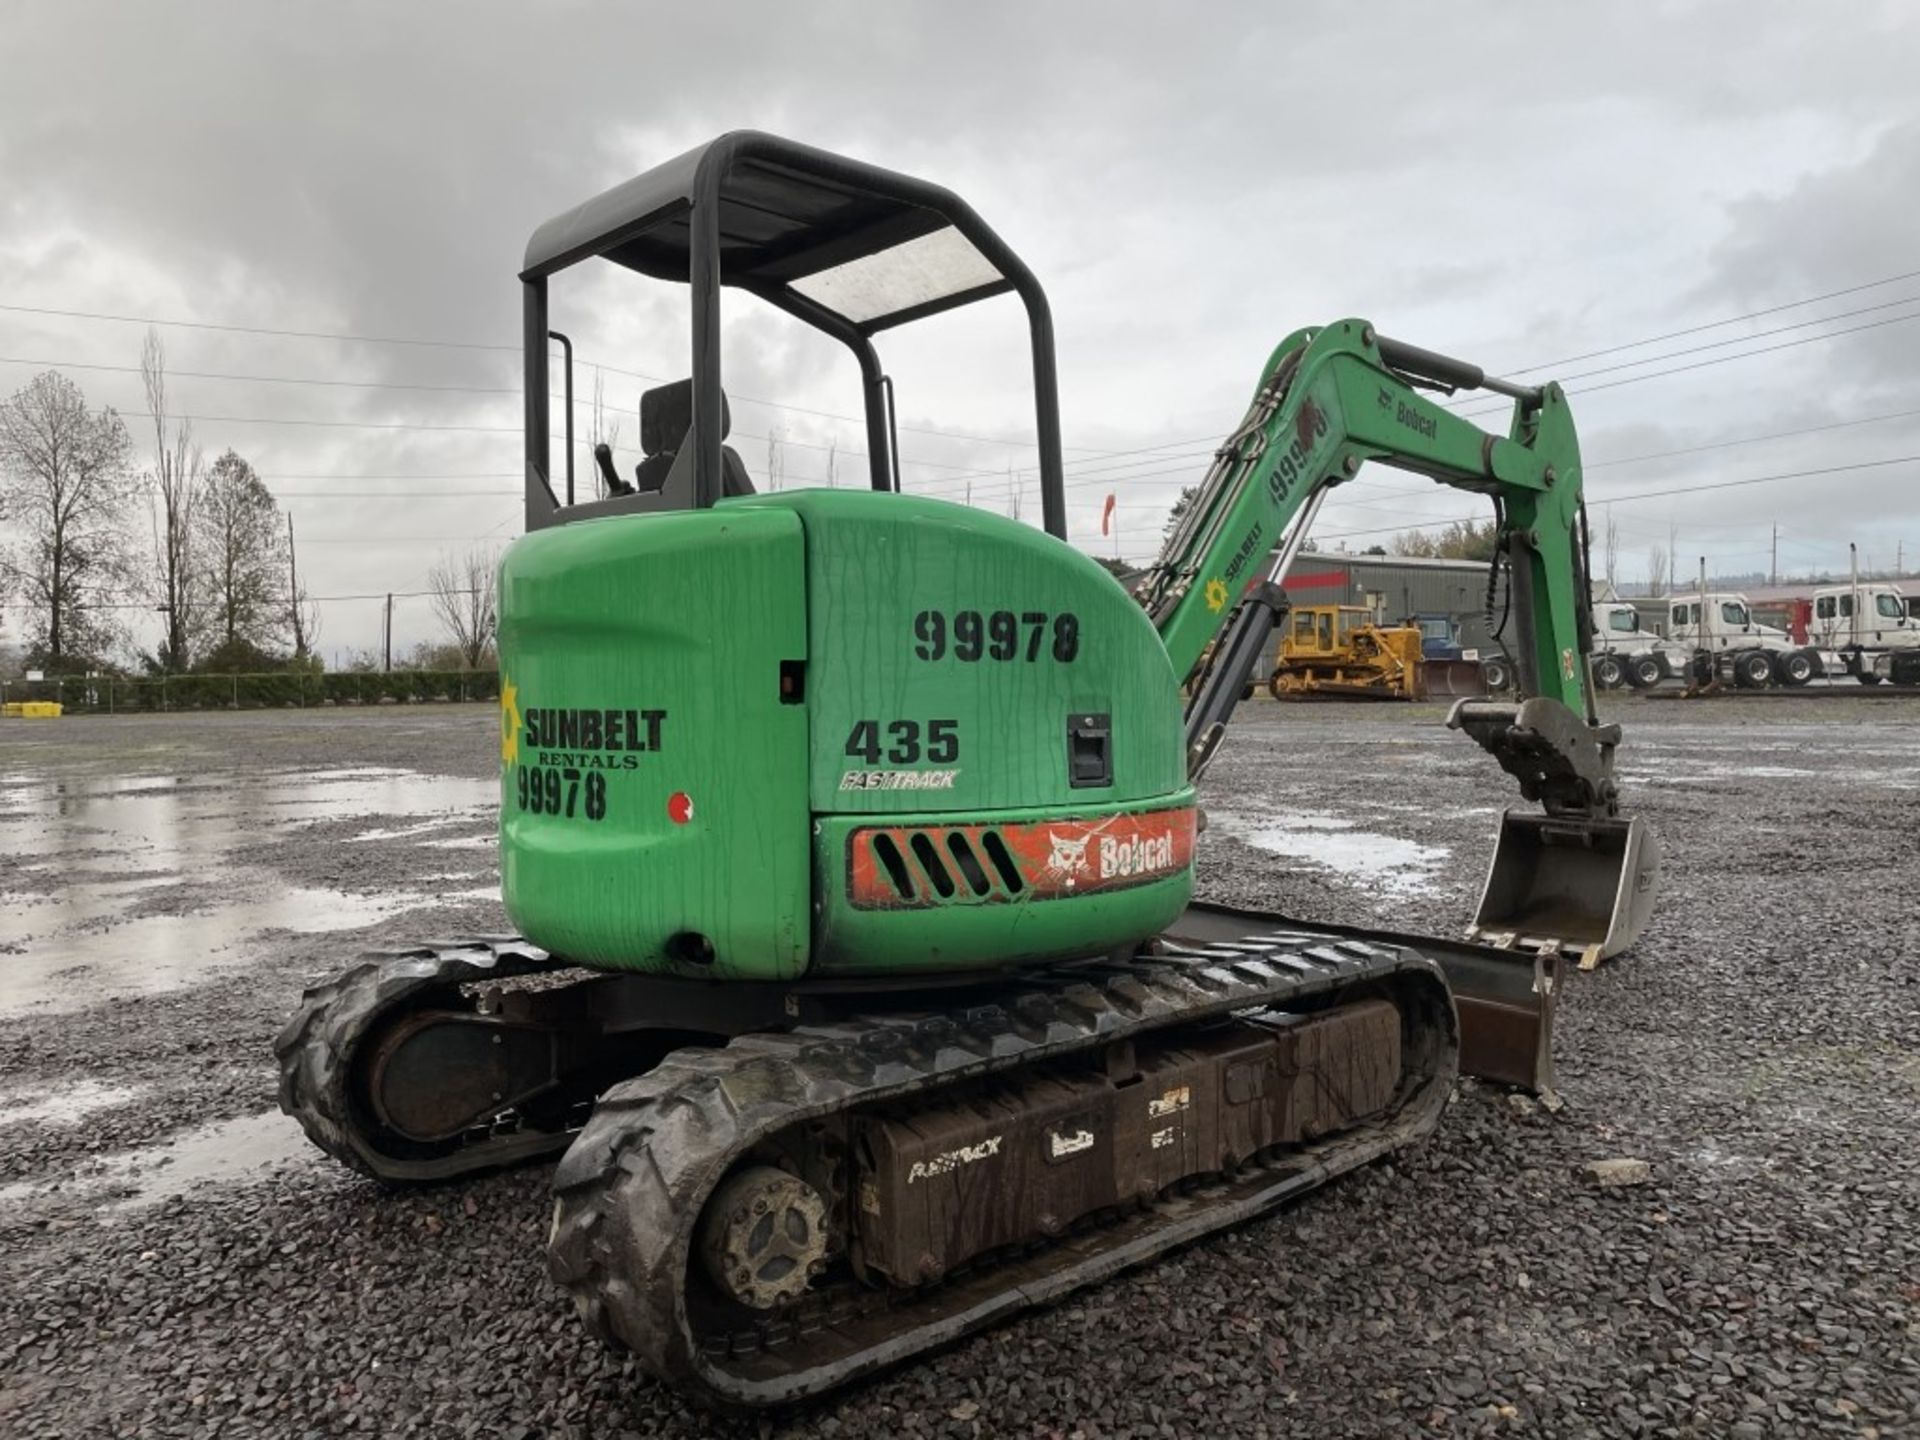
xmin=0 ymin=670 xmax=501 ymax=714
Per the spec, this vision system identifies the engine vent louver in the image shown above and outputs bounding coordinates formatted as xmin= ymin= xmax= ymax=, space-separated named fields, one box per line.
xmin=980 ymin=831 xmax=1025 ymax=894
xmin=870 ymin=832 xmax=915 ymax=901
xmin=908 ymin=833 xmax=958 ymax=899
xmin=946 ymin=832 xmax=993 ymax=896
xmin=859 ymin=825 xmax=1018 ymax=907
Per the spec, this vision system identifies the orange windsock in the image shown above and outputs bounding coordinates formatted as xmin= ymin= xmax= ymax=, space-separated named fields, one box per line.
xmin=1100 ymin=492 xmax=1117 ymax=536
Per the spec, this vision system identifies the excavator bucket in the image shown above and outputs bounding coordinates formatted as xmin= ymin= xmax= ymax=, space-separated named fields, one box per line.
xmin=1468 ymin=811 xmax=1661 ymax=970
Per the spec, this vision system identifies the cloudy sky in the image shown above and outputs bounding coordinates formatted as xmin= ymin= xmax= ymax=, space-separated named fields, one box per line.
xmin=3 ymin=2 xmax=1917 ymax=661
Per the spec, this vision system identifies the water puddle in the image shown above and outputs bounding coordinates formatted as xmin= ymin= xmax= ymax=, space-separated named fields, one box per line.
xmin=0 ymin=763 xmax=500 ymax=1016
xmin=0 ymin=1111 xmax=316 ymax=1211
xmin=0 ymin=769 xmax=494 ymax=868
xmin=422 ymin=833 xmax=494 ymax=851
xmin=0 ymin=882 xmax=438 ymax=1017
xmin=349 ymin=817 xmax=486 ymax=843
xmin=1654 ymin=762 xmax=1915 ymax=787
xmin=1207 ymin=808 xmax=1450 ymax=896
xmin=99 ymin=1111 xmax=316 ymax=1207
xmin=0 ymin=1079 xmax=148 ymax=1128
xmin=1685 ymin=1141 xmax=1770 ymax=1176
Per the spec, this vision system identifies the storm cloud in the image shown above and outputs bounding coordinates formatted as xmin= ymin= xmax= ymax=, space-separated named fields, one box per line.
xmin=2 ymin=2 xmax=1917 ymax=656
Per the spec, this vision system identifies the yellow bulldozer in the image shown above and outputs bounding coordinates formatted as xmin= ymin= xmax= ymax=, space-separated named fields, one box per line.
xmin=1268 ymin=604 xmax=1429 ymax=700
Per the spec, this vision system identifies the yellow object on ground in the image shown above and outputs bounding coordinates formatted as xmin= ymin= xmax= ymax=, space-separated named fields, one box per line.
xmin=2 ymin=701 xmax=63 ymax=718
xmin=1270 ymin=605 xmax=1426 ymax=701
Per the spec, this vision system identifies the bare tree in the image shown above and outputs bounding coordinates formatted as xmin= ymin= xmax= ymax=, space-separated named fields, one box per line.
xmin=765 ymin=425 xmax=785 ymax=490
xmin=1604 ymin=513 xmax=1620 ymax=591
xmin=1646 ymin=542 xmax=1671 ymax=597
xmin=141 ymin=330 xmax=204 ymax=670
xmin=590 ymin=365 xmax=623 ymax=500
xmin=1163 ymin=484 xmax=1198 ymax=540
xmin=285 ymin=513 xmax=320 ymax=661
xmin=0 ymin=371 xmax=136 ymax=669
xmin=194 ymin=449 xmax=288 ymax=658
xmin=1391 ymin=517 xmax=1499 ymax=561
xmin=427 ymin=546 xmax=500 ymax=669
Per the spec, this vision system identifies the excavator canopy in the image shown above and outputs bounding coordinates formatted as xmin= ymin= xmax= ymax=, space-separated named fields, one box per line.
xmin=523 ymin=135 xmax=1015 ymax=330
xmin=520 ymin=131 xmax=1065 ymax=533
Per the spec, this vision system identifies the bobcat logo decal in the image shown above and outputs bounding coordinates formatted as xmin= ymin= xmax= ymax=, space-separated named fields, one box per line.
xmin=1044 ymin=830 xmax=1092 ymax=883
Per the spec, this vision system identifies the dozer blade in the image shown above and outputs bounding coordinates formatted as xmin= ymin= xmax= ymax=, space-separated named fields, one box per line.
xmin=1468 ymin=810 xmax=1661 ymax=970
xmin=1417 ymin=657 xmax=1489 ymax=700
xmin=1166 ymin=901 xmax=1559 ymax=1093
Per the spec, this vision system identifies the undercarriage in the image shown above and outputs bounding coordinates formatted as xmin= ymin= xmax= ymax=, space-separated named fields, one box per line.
xmin=277 ymin=903 xmax=1554 ymax=1408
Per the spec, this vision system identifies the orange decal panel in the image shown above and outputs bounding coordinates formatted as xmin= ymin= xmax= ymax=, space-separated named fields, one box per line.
xmin=847 ymin=806 xmax=1196 ymax=909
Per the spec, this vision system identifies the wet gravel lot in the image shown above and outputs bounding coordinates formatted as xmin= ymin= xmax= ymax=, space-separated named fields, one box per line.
xmin=2 ymin=700 xmax=1916 ymax=1439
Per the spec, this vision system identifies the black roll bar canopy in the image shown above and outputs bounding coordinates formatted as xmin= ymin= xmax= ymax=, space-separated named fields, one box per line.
xmin=521 ymin=131 xmax=1066 ymax=538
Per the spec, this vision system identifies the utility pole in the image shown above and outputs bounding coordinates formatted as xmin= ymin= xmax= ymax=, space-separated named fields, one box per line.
xmin=384 ymin=593 xmax=393 ymax=672
xmin=286 ymin=514 xmax=305 ymax=659
xmin=1770 ymin=523 xmax=1778 ymax=587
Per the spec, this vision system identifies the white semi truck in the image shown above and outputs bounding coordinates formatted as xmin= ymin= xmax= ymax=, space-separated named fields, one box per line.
xmin=1804 ymin=578 xmax=1920 ymax=684
xmin=1589 ymin=600 xmax=1688 ymax=689
xmin=1659 ymin=591 xmax=1819 ymax=687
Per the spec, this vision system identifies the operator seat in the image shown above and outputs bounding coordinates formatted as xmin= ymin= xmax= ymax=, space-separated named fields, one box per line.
xmin=634 ymin=380 xmax=755 ymax=497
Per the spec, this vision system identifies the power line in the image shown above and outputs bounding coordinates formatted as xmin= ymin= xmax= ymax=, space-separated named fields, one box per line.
xmin=0 ymin=352 xmax=522 ymax=396
xmin=1454 ymin=308 xmax=1920 ymax=420
xmin=225 ymin=396 xmax=1920 ymax=523
xmin=71 ymin=584 xmax=481 ymax=610
xmin=1059 ymin=306 xmax=1919 ymax=480
xmin=114 ymin=408 xmax=519 ymax=434
xmin=931 ymin=266 xmax=1920 ymax=492
xmin=1585 ymin=405 xmax=1920 ymax=470
xmin=1058 ymin=399 xmax=1920 ymax=514
xmin=269 ymin=472 xmax=520 ymax=481
xmin=1492 ymin=268 xmax=1920 ymax=376
xmin=276 ymin=490 xmax=519 ymax=499
xmin=0 ymin=302 xmax=515 ymax=352
xmin=1304 ymin=453 xmax=1920 ymax=548
xmin=0 ymin=355 xmax=1060 ymax=473
xmin=19 ymin=264 xmax=1919 ymax=490
xmin=0 ymin=303 xmax=1105 ymax=455
xmin=1441 ymin=295 xmax=1920 ymax=415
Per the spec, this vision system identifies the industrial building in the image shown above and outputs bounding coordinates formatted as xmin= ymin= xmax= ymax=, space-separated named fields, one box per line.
xmin=1281 ymin=551 xmax=1507 ymax=651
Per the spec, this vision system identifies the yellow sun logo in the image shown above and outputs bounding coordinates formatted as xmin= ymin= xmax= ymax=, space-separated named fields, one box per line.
xmin=500 ymin=674 xmax=521 ymax=766
xmin=1204 ymin=578 xmax=1230 ymax=613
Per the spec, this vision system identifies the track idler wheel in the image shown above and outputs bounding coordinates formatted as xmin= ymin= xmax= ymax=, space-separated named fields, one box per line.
xmin=697 ymin=1166 xmax=831 ymax=1310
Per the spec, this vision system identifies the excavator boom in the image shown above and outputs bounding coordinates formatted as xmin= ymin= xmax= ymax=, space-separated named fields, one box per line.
xmin=1142 ymin=320 xmax=1657 ymax=964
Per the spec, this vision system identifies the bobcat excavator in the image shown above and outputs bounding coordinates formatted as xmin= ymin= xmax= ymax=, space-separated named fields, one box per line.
xmin=277 ymin=133 xmax=1660 ymax=1409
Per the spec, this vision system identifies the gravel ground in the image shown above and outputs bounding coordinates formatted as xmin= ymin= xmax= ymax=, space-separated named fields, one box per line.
xmin=1 ymin=699 xmax=1916 ymax=1439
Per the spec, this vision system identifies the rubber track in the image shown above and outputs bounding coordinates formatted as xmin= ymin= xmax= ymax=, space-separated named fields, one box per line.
xmin=274 ymin=939 xmax=574 ymax=1183
xmin=546 ymin=932 xmax=1457 ymax=1410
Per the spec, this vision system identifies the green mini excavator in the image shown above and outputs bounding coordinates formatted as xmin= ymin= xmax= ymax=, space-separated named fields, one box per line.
xmin=278 ymin=132 xmax=1660 ymax=1409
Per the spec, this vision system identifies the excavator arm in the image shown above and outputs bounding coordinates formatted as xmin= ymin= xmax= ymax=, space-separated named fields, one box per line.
xmin=1139 ymin=319 xmax=1659 ymax=965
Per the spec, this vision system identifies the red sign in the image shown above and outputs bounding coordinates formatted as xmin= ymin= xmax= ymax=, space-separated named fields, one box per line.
xmin=847 ymin=805 xmax=1196 ymax=909
xmin=1281 ymin=568 xmax=1347 ymax=592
